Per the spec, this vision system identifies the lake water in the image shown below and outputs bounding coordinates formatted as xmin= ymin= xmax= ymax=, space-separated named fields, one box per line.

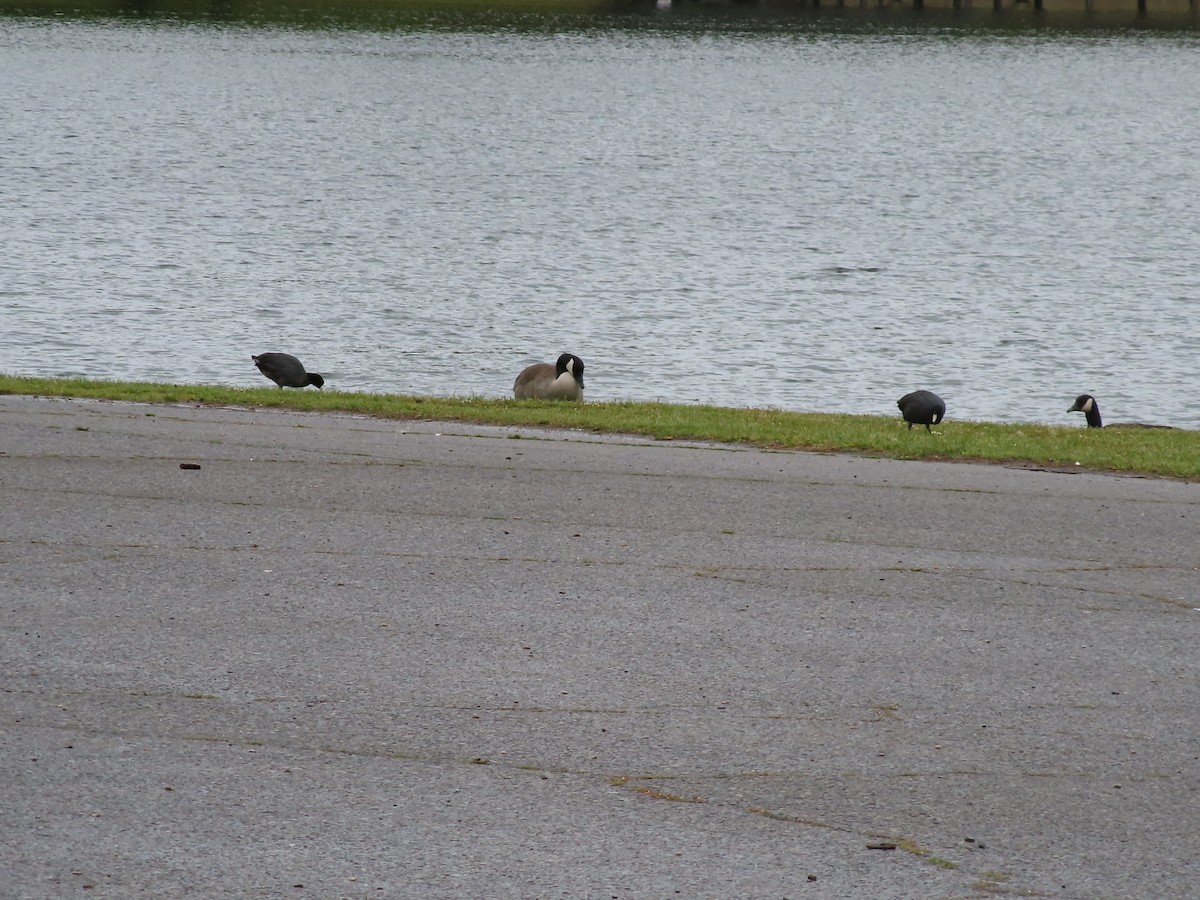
xmin=2 ymin=6 xmax=1199 ymax=427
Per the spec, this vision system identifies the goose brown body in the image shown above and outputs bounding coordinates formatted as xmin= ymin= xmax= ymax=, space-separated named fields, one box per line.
xmin=513 ymin=353 xmax=584 ymax=401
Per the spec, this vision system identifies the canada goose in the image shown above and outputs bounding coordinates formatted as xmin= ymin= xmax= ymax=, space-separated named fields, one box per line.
xmin=1067 ymin=394 xmax=1172 ymax=429
xmin=513 ymin=353 xmax=585 ymax=401
xmin=897 ymin=390 xmax=946 ymax=432
xmin=252 ymin=352 xmax=324 ymax=389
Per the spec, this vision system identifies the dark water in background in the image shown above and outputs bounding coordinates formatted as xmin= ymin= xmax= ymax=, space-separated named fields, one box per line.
xmin=2 ymin=4 xmax=1199 ymax=426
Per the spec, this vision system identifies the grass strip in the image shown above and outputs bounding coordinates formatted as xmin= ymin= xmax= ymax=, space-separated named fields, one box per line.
xmin=2 ymin=373 xmax=1196 ymax=480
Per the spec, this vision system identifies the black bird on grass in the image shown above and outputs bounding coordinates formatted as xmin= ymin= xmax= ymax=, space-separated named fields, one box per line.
xmin=252 ymin=352 xmax=325 ymax=389
xmin=1067 ymin=394 xmax=1171 ymax=429
xmin=897 ymin=390 xmax=946 ymax=432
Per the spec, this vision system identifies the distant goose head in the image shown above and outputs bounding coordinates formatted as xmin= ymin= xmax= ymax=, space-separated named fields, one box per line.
xmin=1067 ymin=393 xmax=1102 ymax=428
xmin=897 ymin=389 xmax=946 ymax=433
xmin=252 ymin=352 xmax=324 ymax=389
xmin=513 ymin=353 xmax=585 ymax=401
xmin=1067 ymin=394 xmax=1172 ymax=430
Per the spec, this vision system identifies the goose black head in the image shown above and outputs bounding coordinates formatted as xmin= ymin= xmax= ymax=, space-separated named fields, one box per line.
xmin=556 ymin=353 xmax=585 ymax=389
xmin=1067 ymin=394 xmax=1102 ymax=428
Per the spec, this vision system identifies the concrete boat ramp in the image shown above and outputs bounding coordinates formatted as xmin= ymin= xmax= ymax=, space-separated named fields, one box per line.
xmin=2 ymin=395 xmax=1197 ymax=898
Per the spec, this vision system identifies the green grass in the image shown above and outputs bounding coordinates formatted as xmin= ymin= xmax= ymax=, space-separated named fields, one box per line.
xmin=3 ymin=373 xmax=1197 ymax=480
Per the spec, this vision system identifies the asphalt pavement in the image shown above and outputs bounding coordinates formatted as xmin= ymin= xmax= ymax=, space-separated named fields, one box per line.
xmin=1 ymin=395 xmax=1197 ymax=899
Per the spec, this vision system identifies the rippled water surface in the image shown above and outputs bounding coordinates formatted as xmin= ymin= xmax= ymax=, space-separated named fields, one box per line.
xmin=3 ymin=14 xmax=1199 ymax=426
